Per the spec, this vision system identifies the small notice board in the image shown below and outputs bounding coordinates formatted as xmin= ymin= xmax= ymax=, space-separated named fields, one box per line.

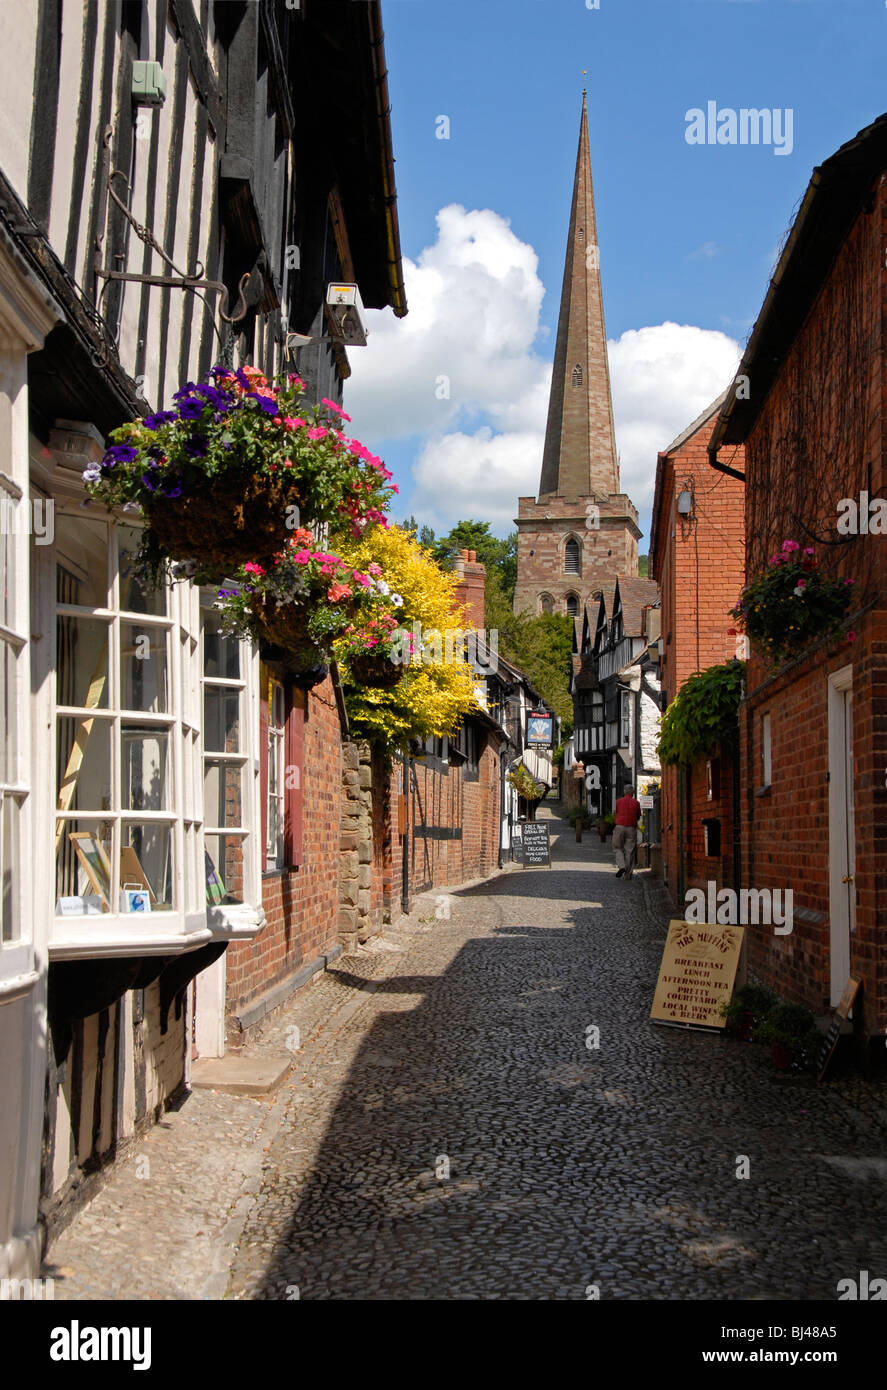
xmin=520 ymin=822 xmax=551 ymax=867
xmin=650 ymin=920 xmax=744 ymax=1029
xmin=816 ymin=975 xmax=861 ymax=1083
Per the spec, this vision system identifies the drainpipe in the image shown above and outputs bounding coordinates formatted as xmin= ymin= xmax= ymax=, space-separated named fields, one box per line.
xmin=401 ymin=749 xmax=411 ymax=915
xmin=677 ymin=764 xmax=686 ymax=904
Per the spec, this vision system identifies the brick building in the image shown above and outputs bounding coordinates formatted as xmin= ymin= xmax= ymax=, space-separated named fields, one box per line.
xmin=649 ymin=397 xmax=746 ymax=902
xmin=708 ymin=112 xmax=887 ymax=1045
xmin=514 ymin=94 xmax=640 ymax=630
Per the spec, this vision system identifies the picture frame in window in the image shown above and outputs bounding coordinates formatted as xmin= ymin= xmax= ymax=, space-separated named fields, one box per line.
xmin=68 ymin=831 xmax=112 ymax=909
xmin=204 ymin=848 xmax=226 ymax=905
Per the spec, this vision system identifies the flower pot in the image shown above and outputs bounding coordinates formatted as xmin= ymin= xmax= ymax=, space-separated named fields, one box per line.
xmin=771 ymin=1041 xmax=793 ymax=1071
xmin=738 ymin=1012 xmax=755 ymax=1042
xmin=575 ymin=821 xmax=583 ymax=842
xmin=345 ymin=649 xmax=403 ymax=689
xmin=143 ymin=467 xmax=302 ymax=581
xmin=262 ymin=645 xmax=329 ymax=688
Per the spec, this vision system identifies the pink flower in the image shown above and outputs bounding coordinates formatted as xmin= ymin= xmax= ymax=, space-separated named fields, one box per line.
xmin=244 ymin=562 xmax=265 ymax=576
xmin=803 ymin=547 xmax=815 ymax=556
xmin=845 ymin=578 xmax=854 ymax=586
xmin=321 ymin=398 xmax=352 ymax=422
xmin=288 ymin=374 xmax=305 ymax=388
xmin=847 ymin=630 xmax=856 ymax=643
xmin=367 ymin=563 xmax=382 ymax=576
xmin=292 ymin=549 xmax=312 ymax=564
xmin=283 ymin=416 xmax=305 ymax=430
xmin=352 ymin=572 xmax=372 ymax=589
xmin=307 ymin=426 xmax=328 ymax=442
xmin=781 ymin=539 xmax=800 ymax=553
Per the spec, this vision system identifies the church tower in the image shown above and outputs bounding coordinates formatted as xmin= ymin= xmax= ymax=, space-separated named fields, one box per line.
xmin=514 ymin=94 xmax=640 ymax=623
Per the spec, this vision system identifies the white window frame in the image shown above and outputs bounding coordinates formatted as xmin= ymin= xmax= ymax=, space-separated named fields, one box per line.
xmin=0 ymin=467 xmax=33 ymax=988
xmin=761 ymin=712 xmax=772 ymax=788
xmin=619 ymin=689 xmax=632 ymax=749
xmin=48 ymin=513 xmax=209 ymax=957
xmin=201 ymin=593 xmax=264 ymax=938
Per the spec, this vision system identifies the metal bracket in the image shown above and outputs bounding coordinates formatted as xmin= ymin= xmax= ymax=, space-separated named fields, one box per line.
xmin=93 ymin=126 xmax=251 ymax=329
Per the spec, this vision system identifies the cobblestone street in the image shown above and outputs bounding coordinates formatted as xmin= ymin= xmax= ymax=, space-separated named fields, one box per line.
xmin=47 ymin=807 xmax=887 ymax=1301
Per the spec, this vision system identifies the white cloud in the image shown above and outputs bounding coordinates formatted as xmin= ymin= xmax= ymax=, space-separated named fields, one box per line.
xmin=344 ymin=207 xmax=742 ymax=541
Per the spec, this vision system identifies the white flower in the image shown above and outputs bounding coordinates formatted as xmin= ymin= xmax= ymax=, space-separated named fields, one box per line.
xmin=376 ymin=579 xmax=390 ymax=597
xmin=390 ymin=592 xmax=403 ymax=607
xmin=122 ymin=501 xmax=140 ymax=513
xmin=82 ymin=463 xmax=101 ymax=483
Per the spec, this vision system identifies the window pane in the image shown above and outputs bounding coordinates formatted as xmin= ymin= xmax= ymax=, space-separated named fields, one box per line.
xmin=0 ymin=641 xmax=16 ymax=785
xmin=122 ymin=727 xmax=170 ymax=811
xmin=118 ymin=525 xmax=166 ymax=616
xmin=204 ymin=687 xmax=241 ymax=753
xmin=122 ymin=822 xmax=174 ymax=909
xmin=267 ymin=797 xmax=282 ymax=868
xmin=1 ymin=794 xmax=20 ymax=941
xmin=55 ymin=514 xmax=109 ymax=608
xmin=203 ymin=608 xmax=240 ymax=680
xmin=56 ymin=716 xmax=112 ymax=813
xmin=204 ymin=759 xmax=243 ymax=828
xmin=121 ymin=624 xmax=169 ymax=712
xmin=56 ymin=821 xmax=112 ymax=914
xmin=205 ymin=833 xmax=245 ymax=904
xmin=0 ymin=524 xmax=13 ymax=629
xmin=56 ymin=615 xmax=110 ymax=709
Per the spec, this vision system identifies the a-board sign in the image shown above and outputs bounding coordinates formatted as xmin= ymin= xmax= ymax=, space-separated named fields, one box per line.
xmin=640 ymin=795 xmax=654 ymax=809
xmin=520 ymin=822 xmax=551 ymax=867
xmin=650 ymin=920 xmax=744 ymax=1029
xmin=511 ymin=822 xmax=523 ymax=860
xmin=816 ymin=975 xmax=861 ymax=1083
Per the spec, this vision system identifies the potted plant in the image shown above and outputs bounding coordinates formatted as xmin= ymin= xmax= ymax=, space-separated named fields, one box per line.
xmin=719 ymin=983 xmax=778 ymax=1041
xmin=595 ymin=812 xmax=616 ymax=841
xmin=566 ymin=804 xmax=588 ymax=841
xmin=730 ymin=539 xmax=855 ymax=668
xmin=507 ymin=764 xmax=546 ymax=820
xmin=83 ymin=367 xmax=396 ymax=585
xmin=756 ymin=1001 xmax=818 ymax=1071
xmin=337 ymin=609 xmax=411 ymax=690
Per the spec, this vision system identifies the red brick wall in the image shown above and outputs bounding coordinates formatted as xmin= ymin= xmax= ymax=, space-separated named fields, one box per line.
xmin=226 ymin=675 xmax=343 ymax=1019
xmin=738 ymin=175 xmax=887 ymax=1032
xmin=652 ymin=413 xmax=745 ymax=907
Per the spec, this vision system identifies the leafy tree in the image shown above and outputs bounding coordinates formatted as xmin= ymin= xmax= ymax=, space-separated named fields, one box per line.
xmin=433 ymin=520 xmax=518 ymax=600
xmin=485 ymin=568 xmax=574 ymax=732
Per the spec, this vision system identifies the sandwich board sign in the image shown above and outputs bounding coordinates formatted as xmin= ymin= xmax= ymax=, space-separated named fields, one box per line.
xmin=816 ymin=975 xmax=861 ymax=1082
xmin=520 ymin=822 xmax=551 ymax=867
xmin=650 ymin=920 xmax=744 ymax=1029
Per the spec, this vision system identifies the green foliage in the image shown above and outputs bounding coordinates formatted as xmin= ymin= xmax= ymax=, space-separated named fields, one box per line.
xmin=506 ymin=764 xmax=545 ymax=801
xmin=657 ymin=660 xmax=744 ymax=766
xmin=486 ymin=569 xmax=574 ymax=732
xmin=637 ymin=554 xmax=649 ymax=578
xmin=433 ymin=520 xmax=517 ymax=599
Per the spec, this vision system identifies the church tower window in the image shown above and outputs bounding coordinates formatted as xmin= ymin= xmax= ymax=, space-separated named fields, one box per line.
xmin=565 ymin=537 xmax=581 ymax=575
xmin=566 ymin=593 xmax=579 ymax=618
xmin=572 ymin=365 xmax=582 ymax=388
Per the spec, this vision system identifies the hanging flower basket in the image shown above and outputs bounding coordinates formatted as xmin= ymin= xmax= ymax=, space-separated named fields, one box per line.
xmin=730 ymin=540 xmax=855 ymax=667
xmin=347 ymin=649 xmax=404 ymax=689
xmin=214 ymin=533 xmax=405 ymax=682
xmin=83 ymin=366 xmax=397 ymax=585
xmin=336 ymin=604 xmax=411 ymax=689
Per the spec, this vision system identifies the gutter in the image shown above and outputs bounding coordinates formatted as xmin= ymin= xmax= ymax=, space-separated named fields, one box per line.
xmin=367 ymin=4 xmax=408 ymax=319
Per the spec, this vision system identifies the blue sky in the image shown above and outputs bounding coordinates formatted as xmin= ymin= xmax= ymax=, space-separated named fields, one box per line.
xmin=343 ymin=0 xmax=886 ymax=549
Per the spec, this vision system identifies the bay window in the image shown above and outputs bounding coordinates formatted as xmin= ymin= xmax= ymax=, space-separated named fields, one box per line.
xmin=47 ymin=511 xmax=263 ymax=954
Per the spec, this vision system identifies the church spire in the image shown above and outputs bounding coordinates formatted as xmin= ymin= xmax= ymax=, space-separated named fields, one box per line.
xmin=537 ymin=94 xmax=619 ymax=500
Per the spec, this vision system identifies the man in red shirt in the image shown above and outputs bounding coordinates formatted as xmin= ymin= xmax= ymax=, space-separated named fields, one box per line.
xmin=613 ymin=785 xmax=641 ymax=879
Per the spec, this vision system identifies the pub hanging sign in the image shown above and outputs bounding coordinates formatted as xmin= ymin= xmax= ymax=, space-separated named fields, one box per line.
xmin=526 ymin=711 xmax=553 ymax=747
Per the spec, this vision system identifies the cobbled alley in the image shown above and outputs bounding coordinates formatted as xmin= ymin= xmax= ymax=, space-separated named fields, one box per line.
xmin=46 ymin=807 xmax=887 ymax=1301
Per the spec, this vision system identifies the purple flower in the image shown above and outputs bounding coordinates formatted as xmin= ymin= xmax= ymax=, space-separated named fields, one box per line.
xmin=172 ymin=381 xmax=199 ymax=401
xmin=141 ymin=471 xmax=159 ymax=492
xmin=248 ymin=392 xmax=278 ymax=415
xmin=184 ymin=434 xmax=209 ymax=458
xmin=194 ymin=385 xmax=229 ymax=410
xmin=177 ymin=398 xmax=205 ymax=421
xmin=102 ymin=444 xmax=138 ymax=467
xmin=163 ymin=482 xmax=183 ymax=499
xmin=143 ymin=410 xmax=176 ymax=430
